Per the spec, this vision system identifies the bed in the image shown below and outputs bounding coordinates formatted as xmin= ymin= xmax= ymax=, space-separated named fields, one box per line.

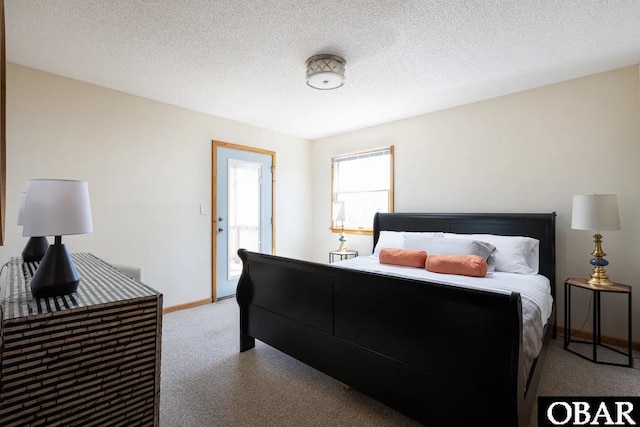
xmin=236 ymin=212 xmax=556 ymax=426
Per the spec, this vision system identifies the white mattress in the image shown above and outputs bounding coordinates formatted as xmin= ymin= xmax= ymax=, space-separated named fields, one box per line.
xmin=331 ymin=255 xmax=553 ymax=380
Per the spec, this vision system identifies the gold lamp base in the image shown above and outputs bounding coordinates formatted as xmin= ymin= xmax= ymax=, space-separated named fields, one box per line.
xmin=337 ymin=226 xmax=348 ymax=252
xmin=587 ymin=273 xmax=613 ymax=287
xmin=586 ymin=232 xmax=613 ymax=286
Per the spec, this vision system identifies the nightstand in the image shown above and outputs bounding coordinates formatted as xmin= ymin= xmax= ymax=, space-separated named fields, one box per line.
xmin=329 ymin=250 xmax=358 ymax=263
xmin=564 ymin=277 xmax=633 ymax=367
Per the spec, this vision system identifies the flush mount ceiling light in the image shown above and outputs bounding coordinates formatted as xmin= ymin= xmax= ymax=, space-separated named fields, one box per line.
xmin=305 ymin=54 xmax=346 ymax=90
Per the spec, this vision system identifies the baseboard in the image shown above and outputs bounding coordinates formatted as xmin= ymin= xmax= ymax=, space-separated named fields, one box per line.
xmin=558 ymin=325 xmax=640 ymax=352
xmin=163 ymin=298 xmax=212 ymax=314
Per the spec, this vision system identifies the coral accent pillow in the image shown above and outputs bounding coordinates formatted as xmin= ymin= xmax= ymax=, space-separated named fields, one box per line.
xmin=379 ymin=248 xmax=427 ymax=268
xmin=425 ymin=254 xmax=488 ymax=277
xmin=403 ymin=235 xmax=495 ymax=272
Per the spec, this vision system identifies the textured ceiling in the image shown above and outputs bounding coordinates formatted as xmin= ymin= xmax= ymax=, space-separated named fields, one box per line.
xmin=6 ymin=0 xmax=640 ymax=140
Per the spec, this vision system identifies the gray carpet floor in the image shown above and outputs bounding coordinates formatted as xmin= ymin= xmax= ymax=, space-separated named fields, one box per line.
xmin=160 ymin=298 xmax=640 ymax=427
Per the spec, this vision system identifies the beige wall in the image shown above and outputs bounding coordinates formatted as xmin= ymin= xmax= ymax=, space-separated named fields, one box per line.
xmin=4 ymin=62 xmax=638 ymax=341
xmin=311 ymin=65 xmax=640 ymax=341
xmin=2 ymin=63 xmax=312 ymax=308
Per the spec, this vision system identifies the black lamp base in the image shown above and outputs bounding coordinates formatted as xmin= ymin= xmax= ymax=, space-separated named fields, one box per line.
xmin=22 ymin=236 xmax=49 ymax=263
xmin=30 ymin=239 xmax=79 ymax=298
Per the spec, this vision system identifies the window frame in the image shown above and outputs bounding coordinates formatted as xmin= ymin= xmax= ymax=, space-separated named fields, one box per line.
xmin=330 ymin=145 xmax=394 ymax=235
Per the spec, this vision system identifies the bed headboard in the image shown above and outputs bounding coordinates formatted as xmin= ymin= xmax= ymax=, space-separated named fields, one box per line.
xmin=373 ymin=212 xmax=557 ymax=298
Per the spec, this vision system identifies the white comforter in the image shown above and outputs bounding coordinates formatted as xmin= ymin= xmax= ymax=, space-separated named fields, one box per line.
xmin=331 ymin=255 xmax=554 ymax=379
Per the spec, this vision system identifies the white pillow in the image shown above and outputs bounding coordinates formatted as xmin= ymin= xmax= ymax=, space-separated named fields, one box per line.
xmin=403 ymin=235 xmax=495 ymax=268
xmin=404 ymin=231 xmax=444 ymax=238
xmin=373 ymin=231 xmax=443 ymax=256
xmin=443 ymin=233 xmax=539 ymax=274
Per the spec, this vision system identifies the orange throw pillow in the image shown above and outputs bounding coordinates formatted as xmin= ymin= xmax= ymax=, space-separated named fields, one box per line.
xmin=379 ymin=248 xmax=427 ymax=268
xmin=425 ymin=254 xmax=488 ymax=277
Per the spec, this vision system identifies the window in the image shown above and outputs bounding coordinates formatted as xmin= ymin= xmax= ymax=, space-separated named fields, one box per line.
xmin=331 ymin=146 xmax=394 ymax=234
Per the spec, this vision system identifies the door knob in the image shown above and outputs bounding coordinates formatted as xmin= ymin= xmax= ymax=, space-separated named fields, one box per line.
xmin=218 ymin=217 xmax=223 ymax=222
xmin=218 ymin=227 xmax=225 ymax=233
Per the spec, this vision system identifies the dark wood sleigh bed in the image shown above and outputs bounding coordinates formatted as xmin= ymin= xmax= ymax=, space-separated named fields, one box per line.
xmin=236 ymin=212 xmax=556 ymax=426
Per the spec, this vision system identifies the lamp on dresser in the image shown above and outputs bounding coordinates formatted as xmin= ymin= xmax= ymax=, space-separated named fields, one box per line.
xmin=22 ymin=179 xmax=93 ymax=297
xmin=17 ymin=191 xmax=49 ymax=262
xmin=571 ymin=193 xmax=620 ymax=286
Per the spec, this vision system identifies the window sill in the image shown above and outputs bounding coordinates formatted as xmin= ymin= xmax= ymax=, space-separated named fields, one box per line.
xmin=330 ymin=227 xmax=372 ymax=236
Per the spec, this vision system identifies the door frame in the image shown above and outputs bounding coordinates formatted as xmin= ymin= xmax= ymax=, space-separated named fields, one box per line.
xmin=211 ymin=140 xmax=276 ymax=301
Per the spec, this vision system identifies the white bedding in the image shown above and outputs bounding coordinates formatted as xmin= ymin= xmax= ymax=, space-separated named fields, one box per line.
xmin=331 ymin=255 xmax=553 ymax=380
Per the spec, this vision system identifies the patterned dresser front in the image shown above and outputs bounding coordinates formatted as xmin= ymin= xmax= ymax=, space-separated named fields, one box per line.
xmin=0 ymin=253 xmax=163 ymax=427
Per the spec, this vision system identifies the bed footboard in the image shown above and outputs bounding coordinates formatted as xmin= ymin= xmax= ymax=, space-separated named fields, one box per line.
xmin=237 ymin=249 xmax=532 ymax=426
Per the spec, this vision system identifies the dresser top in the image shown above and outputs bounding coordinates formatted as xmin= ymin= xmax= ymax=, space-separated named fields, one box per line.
xmin=1 ymin=253 xmax=161 ymax=320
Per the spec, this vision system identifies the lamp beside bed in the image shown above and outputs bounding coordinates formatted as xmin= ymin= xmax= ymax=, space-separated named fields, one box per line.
xmin=571 ymin=194 xmax=620 ymax=286
xmin=333 ymin=201 xmax=348 ymax=252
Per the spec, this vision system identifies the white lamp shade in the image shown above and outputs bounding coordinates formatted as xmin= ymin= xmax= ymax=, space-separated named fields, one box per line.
xmin=571 ymin=194 xmax=620 ymax=231
xmin=22 ymin=179 xmax=93 ymax=237
xmin=17 ymin=192 xmax=26 ymax=226
xmin=333 ymin=201 xmax=346 ymax=222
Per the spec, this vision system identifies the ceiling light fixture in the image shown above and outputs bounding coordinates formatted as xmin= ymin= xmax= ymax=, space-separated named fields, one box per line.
xmin=305 ymin=54 xmax=346 ymax=90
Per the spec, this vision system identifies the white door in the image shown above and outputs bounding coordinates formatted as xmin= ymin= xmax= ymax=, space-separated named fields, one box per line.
xmin=213 ymin=142 xmax=274 ymax=299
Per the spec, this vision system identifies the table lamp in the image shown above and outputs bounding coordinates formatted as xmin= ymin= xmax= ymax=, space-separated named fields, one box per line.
xmin=334 ymin=201 xmax=347 ymax=252
xmin=17 ymin=191 xmax=49 ymax=262
xmin=22 ymin=179 xmax=93 ymax=297
xmin=571 ymin=194 xmax=620 ymax=286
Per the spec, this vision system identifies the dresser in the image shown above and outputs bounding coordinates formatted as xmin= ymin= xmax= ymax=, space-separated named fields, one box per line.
xmin=0 ymin=253 xmax=163 ymax=427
